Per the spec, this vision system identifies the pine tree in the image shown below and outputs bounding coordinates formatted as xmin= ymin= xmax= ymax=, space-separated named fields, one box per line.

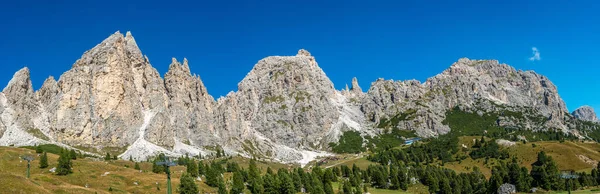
xmin=39 ymin=151 xmax=49 ymax=169
xmin=129 ymin=155 xmax=133 ymax=162
xmin=398 ymin=163 xmax=408 ymax=191
xmin=440 ymin=177 xmax=452 ymax=194
xmin=56 ymin=150 xmax=72 ymax=175
xmin=426 ymin=173 xmax=439 ymax=193
xmin=205 ymin=163 xmax=219 ymax=187
xmin=187 ymin=159 xmax=199 ymax=177
xmin=134 ymin=162 xmax=141 ymax=170
xmin=389 ymin=166 xmax=400 ymax=190
xmin=278 ymin=170 xmax=295 ymax=194
xmin=342 ymin=180 xmax=352 ymax=194
xmin=113 ymin=155 xmax=117 ymax=160
xmin=517 ymin=167 xmax=532 ymax=192
xmin=69 ymin=149 xmax=77 ymax=160
xmin=178 ymin=173 xmax=199 ymax=194
xmin=198 ymin=161 xmax=205 ymax=176
xmin=35 ymin=145 xmax=43 ymax=153
xmin=217 ymin=175 xmax=227 ymax=194
xmin=263 ymin=173 xmax=278 ymax=194
xmin=105 ymin=152 xmax=111 ymax=161
xmin=292 ymin=169 xmax=303 ymax=192
xmin=323 ymin=182 xmax=334 ymax=194
xmin=311 ymin=173 xmax=325 ymax=194
xmin=247 ymin=159 xmax=264 ymax=194
xmin=596 ymin=161 xmax=600 ymax=185
xmin=230 ymin=171 xmax=245 ymax=194
xmin=152 ymin=155 xmax=165 ymax=174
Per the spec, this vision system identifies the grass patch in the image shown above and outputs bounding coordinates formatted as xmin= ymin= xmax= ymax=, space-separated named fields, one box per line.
xmin=26 ymin=128 xmax=50 ymax=141
xmin=21 ymin=144 xmax=64 ymax=155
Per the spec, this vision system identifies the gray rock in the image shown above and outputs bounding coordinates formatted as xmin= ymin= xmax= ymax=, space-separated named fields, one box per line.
xmin=572 ymin=106 xmax=598 ymax=122
xmin=0 ymin=32 xmax=593 ymax=164
xmin=497 ymin=183 xmax=516 ymax=194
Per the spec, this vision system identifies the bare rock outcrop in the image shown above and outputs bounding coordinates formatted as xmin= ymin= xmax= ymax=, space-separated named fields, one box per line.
xmin=0 ymin=31 xmax=595 ymax=164
xmin=572 ymin=106 xmax=598 ymax=122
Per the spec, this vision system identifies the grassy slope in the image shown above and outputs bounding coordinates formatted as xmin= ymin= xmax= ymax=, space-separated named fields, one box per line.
xmin=0 ymin=147 xmax=216 ymax=194
xmin=444 ymin=137 xmax=600 ymax=178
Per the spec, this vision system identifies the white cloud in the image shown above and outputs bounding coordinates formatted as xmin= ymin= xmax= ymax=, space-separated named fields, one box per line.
xmin=529 ymin=47 xmax=540 ymax=61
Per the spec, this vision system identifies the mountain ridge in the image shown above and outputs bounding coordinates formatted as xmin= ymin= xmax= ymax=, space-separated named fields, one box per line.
xmin=0 ymin=31 xmax=596 ymax=164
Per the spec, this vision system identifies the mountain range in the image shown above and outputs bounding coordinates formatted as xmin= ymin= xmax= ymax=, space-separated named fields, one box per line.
xmin=0 ymin=31 xmax=597 ymax=165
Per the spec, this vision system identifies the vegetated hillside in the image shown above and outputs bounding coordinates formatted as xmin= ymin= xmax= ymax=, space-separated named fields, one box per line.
xmin=0 ymin=146 xmax=431 ymax=194
xmin=0 ymin=147 xmax=190 ymax=193
xmin=444 ymin=137 xmax=600 ymax=178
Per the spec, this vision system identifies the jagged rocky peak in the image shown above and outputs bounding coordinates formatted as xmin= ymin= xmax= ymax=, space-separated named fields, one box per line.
xmin=163 ymin=57 xmax=215 ymax=148
xmin=36 ymin=76 xmax=59 ymax=105
xmin=167 ymin=57 xmax=192 ymax=75
xmin=228 ymin=48 xmax=340 ymax=154
xmin=573 ymin=106 xmax=598 ymax=122
xmin=3 ymin=67 xmax=34 ymax=100
xmin=73 ymin=31 xmax=144 ymax=69
xmin=124 ymin=31 xmax=142 ymax=58
xmin=351 ymin=77 xmax=362 ymax=92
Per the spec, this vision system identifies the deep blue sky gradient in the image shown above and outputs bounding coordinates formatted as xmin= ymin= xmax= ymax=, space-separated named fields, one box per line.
xmin=0 ymin=0 xmax=598 ymax=112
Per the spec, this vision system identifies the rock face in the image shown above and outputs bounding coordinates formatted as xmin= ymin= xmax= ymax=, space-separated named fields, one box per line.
xmin=361 ymin=59 xmax=569 ymax=136
xmin=572 ymin=106 xmax=598 ymax=122
xmin=0 ymin=31 xmax=595 ymax=163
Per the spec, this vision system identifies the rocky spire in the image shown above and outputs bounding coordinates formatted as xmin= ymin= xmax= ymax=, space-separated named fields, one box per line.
xmin=124 ymin=31 xmax=143 ymax=58
xmin=3 ymin=67 xmax=34 ymax=98
xmin=573 ymin=106 xmax=598 ymax=122
xmin=350 ymin=77 xmax=362 ymax=93
xmin=36 ymin=76 xmax=59 ymax=106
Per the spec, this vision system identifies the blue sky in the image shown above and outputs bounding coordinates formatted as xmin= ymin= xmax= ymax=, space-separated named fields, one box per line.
xmin=0 ymin=0 xmax=598 ymax=112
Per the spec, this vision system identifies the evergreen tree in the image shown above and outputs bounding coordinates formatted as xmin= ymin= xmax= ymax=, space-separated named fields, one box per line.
xmin=113 ymin=155 xmax=117 ymax=160
xmin=531 ymin=151 xmax=560 ymax=190
xmin=230 ymin=171 xmax=245 ymax=194
xmin=205 ymin=163 xmax=219 ymax=187
xmin=178 ymin=173 xmax=199 ymax=194
xmin=187 ymin=159 xmax=199 ymax=177
xmin=342 ymin=180 xmax=352 ymax=194
xmin=247 ymin=159 xmax=264 ymax=194
xmin=134 ymin=162 xmax=141 ymax=170
xmin=440 ymin=177 xmax=452 ymax=194
xmin=263 ymin=173 xmax=279 ymax=194
xmin=129 ymin=155 xmax=133 ymax=162
xmin=227 ymin=162 xmax=240 ymax=172
xmin=39 ymin=151 xmax=49 ymax=169
xmin=292 ymin=169 xmax=303 ymax=192
xmin=488 ymin=170 xmax=503 ymax=193
xmin=152 ymin=154 xmax=166 ymax=174
xmin=324 ymin=182 xmax=334 ymax=194
xmin=390 ymin=166 xmax=400 ymax=190
xmin=311 ymin=173 xmax=325 ymax=194
xmin=596 ymin=161 xmax=600 ymax=185
xmin=217 ymin=175 xmax=227 ymax=194
xmin=56 ymin=150 xmax=72 ymax=175
xmin=398 ymin=163 xmax=408 ymax=191
xmin=69 ymin=149 xmax=77 ymax=160
xmin=369 ymin=165 xmax=386 ymax=188
xmin=278 ymin=169 xmax=295 ymax=194
xmin=105 ymin=152 xmax=111 ymax=161
xmin=517 ymin=167 xmax=532 ymax=192
xmin=35 ymin=145 xmax=43 ymax=153
xmin=198 ymin=161 xmax=205 ymax=176
xmin=323 ymin=168 xmax=335 ymax=184
xmin=426 ymin=173 xmax=439 ymax=193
